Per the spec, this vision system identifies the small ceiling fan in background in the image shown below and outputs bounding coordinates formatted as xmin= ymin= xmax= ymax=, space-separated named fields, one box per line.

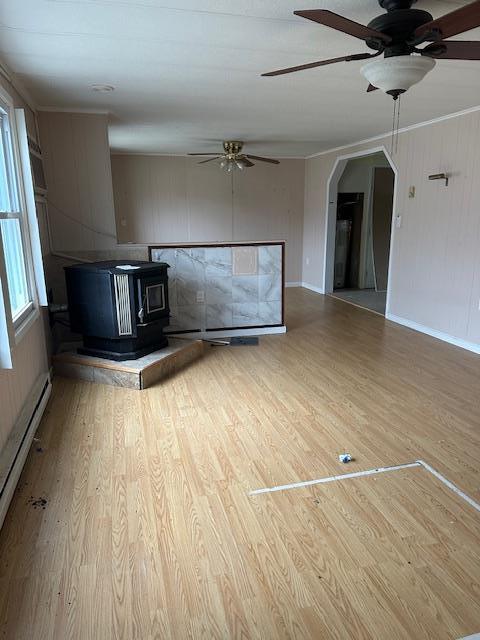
xmin=188 ymin=141 xmax=280 ymax=172
xmin=262 ymin=0 xmax=480 ymax=98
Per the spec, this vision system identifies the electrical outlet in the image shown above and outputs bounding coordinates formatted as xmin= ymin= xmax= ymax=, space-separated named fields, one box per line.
xmin=395 ymin=215 xmax=402 ymax=229
xmin=306 ymin=257 xmax=310 ymax=266
xmin=120 ymin=218 xmax=127 ymax=227
xmin=196 ymin=290 xmax=205 ymax=303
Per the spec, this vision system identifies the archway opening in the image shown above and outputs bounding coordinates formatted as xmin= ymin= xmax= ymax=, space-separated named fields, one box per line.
xmin=324 ymin=148 xmax=397 ymax=316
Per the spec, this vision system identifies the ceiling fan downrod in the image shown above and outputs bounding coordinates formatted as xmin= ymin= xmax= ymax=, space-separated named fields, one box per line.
xmin=379 ymin=0 xmax=417 ymax=11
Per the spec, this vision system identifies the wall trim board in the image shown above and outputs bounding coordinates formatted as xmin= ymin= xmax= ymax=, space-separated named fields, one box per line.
xmin=300 ymin=282 xmax=325 ymax=295
xmin=112 ymin=152 xmax=188 ymax=157
xmin=285 ymin=281 xmax=302 ymax=288
xmin=149 ymin=241 xmax=286 ymax=251
xmin=306 ymin=103 xmax=480 ymax=159
xmin=37 ymin=107 xmax=110 ymax=115
xmin=386 ymin=313 xmax=480 ymax=355
xmin=168 ymin=326 xmax=287 ymax=339
xmin=0 ymin=373 xmax=52 ymax=530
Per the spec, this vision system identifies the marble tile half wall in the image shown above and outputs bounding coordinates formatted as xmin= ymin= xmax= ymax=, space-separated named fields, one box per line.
xmin=150 ymin=244 xmax=284 ymax=331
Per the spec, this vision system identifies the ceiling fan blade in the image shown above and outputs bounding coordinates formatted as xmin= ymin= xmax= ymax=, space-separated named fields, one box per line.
xmin=245 ymin=155 xmax=280 ymax=165
xmin=367 ymin=83 xmax=379 ymax=92
xmin=262 ymin=52 xmax=377 ymax=77
xmin=294 ymin=10 xmax=391 ymax=44
xmin=198 ymin=157 xmax=221 ymax=164
xmin=188 ymin=152 xmax=220 ymax=156
xmin=422 ymin=40 xmax=480 ymax=60
xmin=241 ymin=158 xmax=255 ymax=168
xmin=415 ymin=0 xmax=480 ymax=41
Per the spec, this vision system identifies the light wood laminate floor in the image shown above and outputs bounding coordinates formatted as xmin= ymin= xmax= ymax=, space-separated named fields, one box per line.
xmin=0 ymin=288 xmax=479 ymax=639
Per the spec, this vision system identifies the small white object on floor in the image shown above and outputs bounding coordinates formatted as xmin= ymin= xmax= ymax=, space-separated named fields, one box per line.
xmin=339 ymin=453 xmax=352 ymax=463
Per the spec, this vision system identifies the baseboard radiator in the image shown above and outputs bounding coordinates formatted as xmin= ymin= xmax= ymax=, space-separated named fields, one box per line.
xmin=0 ymin=374 xmax=51 ymax=530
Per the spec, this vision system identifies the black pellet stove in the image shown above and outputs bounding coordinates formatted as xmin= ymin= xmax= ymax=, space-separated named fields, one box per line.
xmin=65 ymin=260 xmax=170 ymax=360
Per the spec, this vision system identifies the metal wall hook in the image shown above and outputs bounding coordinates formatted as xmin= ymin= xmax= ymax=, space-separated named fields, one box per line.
xmin=428 ymin=173 xmax=449 ymax=187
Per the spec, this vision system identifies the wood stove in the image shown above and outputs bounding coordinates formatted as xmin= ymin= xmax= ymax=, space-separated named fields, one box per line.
xmin=65 ymin=260 xmax=170 ymax=360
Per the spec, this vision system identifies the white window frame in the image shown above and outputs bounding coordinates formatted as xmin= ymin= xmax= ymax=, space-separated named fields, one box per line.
xmin=0 ymin=87 xmax=38 ymax=341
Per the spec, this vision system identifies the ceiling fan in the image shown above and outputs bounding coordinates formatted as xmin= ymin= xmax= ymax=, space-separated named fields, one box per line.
xmin=188 ymin=141 xmax=280 ymax=172
xmin=262 ymin=0 xmax=480 ymax=98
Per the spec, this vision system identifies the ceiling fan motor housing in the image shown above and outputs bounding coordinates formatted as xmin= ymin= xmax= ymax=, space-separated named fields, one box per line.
xmin=223 ymin=141 xmax=243 ymax=156
xmin=367 ymin=8 xmax=434 ymax=54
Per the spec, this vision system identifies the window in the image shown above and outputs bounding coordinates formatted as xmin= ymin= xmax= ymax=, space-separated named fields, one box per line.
xmin=0 ymin=97 xmax=34 ymax=327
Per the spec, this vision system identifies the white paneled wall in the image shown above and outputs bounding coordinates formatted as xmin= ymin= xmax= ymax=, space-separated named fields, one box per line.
xmin=303 ymin=109 xmax=480 ymax=349
xmin=38 ymin=111 xmax=117 ymax=253
xmin=111 ymin=155 xmax=305 ymax=282
xmin=0 ymin=319 xmax=48 ymax=448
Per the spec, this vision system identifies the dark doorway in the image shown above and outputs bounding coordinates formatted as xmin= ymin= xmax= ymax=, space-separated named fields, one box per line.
xmin=371 ymin=167 xmax=395 ymax=292
xmin=333 ymin=193 xmax=364 ymax=290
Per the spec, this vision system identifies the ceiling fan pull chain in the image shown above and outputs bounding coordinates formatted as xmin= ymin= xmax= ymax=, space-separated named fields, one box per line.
xmin=396 ymin=94 xmax=401 ymax=154
xmin=390 ymin=94 xmax=402 ymax=156
xmin=390 ymin=97 xmax=397 ymax=156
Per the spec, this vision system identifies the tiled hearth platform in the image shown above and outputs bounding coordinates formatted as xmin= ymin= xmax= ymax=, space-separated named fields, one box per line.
xmin=53 ymin=338 xmax=204 ymax=390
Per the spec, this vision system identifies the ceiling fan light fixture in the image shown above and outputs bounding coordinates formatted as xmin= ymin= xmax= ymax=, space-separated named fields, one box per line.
xmin=219 ymin=157 xmax=245 ymax=172
xmin=219 ymin=159 xmax=234 ymax=172
xmin=360 ymin=54 xmax=436 ymax=97
xmin=193 ymin=141 xmax=278 ymax=170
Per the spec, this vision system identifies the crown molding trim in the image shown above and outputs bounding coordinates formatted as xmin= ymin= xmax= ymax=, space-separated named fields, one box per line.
xmin=111 ymin=151 xmax=190 ymax=157
xmin=306 ymin=104 xmax=480 ymax=159
xmin=37 ymin=106 xmax=110 ymax=115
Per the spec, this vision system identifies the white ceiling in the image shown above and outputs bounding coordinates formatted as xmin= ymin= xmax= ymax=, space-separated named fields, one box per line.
xmin=1 ymin=0 xmax=480 ymax=156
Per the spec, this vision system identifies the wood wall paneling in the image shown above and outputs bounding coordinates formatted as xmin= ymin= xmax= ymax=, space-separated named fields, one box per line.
xmin=38 ymin=112 xmax=117 ymax=253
